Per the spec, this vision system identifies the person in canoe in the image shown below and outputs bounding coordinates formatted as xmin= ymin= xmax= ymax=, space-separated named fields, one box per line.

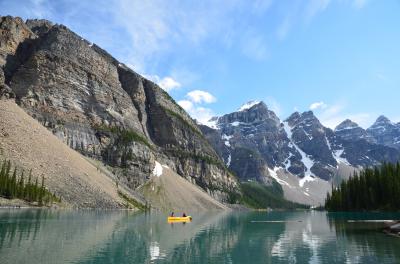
xmin=170 ymin=212 xmax=174 ymax=217
xmin=182 ymin=212 xmax=186 ymax=217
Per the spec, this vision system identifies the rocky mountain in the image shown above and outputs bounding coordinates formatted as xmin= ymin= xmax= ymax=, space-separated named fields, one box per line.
xmin=367 ymin=115 xmax=400 ymax=150
xmin=201 ymin=101 xmax=400 ymax=205
xmin=334 ymin=119 xmax=376 ymax=143
xmin=0 ymin=16 xmax=239 ymax=206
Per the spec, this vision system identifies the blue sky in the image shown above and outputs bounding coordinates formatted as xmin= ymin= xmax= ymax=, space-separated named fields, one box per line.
xmin=1 ymin=0 xmax=399 ymax=128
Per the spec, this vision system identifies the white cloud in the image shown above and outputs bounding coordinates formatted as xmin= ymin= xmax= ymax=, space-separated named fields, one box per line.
xmin=186 ymin=106 xmax=215 ymax=124
xmin=177 ymin=100 xmax=193 ymax=111
xmin=309 ymin=101 xmax=327 ymax=110
xmin=144 ymin=75 xmax=181 ymax=91
xmin=179 ymin=90 xmax=217 ymax=124
xmin=186 ymin=90 xmax=216 ymax=104
xmin=178 ymin=100 xmax=215 ymax=124
xmin=158 ymin=77 xmax=181 ymax=91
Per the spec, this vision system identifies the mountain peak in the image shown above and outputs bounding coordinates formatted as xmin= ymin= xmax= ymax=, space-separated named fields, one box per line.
xmin=375 ymin=115 xmax=392 ymax=125
xmin=286 ymin=111 xmax=300 ymax=122
xmin=301 ymin=110 xmax=316 ymax=119
xmin=237 ymin=100 xmax=263 ymax=112
xmin=335 ymin=119 xmax=359 ymax=132
xmin=286 ymin=110 xmax=318 ymax=125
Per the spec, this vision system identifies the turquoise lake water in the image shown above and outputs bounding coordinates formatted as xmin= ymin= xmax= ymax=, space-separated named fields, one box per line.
xmin=0 ymin=209 xmax=400 ymax=263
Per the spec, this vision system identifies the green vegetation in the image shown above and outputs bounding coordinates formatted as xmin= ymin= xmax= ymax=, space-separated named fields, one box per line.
xmin=163 ymin=107 xmax=204 ymax=137
xmin=166 ymin=149 xmax=226 ymax=168
xmin=118 ymin=129 xmax=152 ymax=148
xmin=94 ymin=124 xmax=153 ymax=149
xmin=240 ymin=181 xmax=309 ymax=209
xmin=117 ymin=190 xmax=149 ymax=210
xmin=325 ymin=162 xmax=400 ymax=211
xmin=0 ymin=160 xmax=60 ymax=206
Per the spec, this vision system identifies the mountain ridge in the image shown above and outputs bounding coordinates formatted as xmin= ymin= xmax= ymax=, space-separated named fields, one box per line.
xmin=201 ymin=100 xmax=400 ymax=205
xmin=0 ymin=15 xmax=240 ymax=208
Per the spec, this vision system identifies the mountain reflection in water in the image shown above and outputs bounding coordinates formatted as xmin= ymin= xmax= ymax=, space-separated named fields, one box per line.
xmin=0 ymin=210 xmax=400 ymax=264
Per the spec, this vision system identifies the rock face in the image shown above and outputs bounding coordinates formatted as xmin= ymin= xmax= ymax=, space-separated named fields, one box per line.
xmin=334 ymin=119 xmax=376 ymax=143
xmin=201 ymin=102 xmax=291 ymax=185
xmin=0 ymin=16 xmax=239 ymax=202
xmin=367 ymin=116 xmax=400 ymax=150
xmin=201 ymin=101 xmax=400 ymax=204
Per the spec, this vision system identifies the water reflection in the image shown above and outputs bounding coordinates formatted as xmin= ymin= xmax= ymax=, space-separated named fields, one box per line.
xmin=0 ymin=210 xmax=400 ymax=263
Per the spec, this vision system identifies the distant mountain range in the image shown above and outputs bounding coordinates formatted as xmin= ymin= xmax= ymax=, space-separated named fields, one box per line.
xmin=200 ymin=101 xmax=400 ymax=205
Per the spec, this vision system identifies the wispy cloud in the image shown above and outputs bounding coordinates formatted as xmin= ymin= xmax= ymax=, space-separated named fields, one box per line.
xmin=275 ymin=0 xmax=371 ymax=41
xmin=251 ymin=0 xmax=274 ymax=14
xmin=108 ymin=0 xmax=272 ymax=71
xmin=304 ymin=0 xmax=331 ymax=23
xmin=353 ymin=0 xmax=368 ymax=9
xmin=375 ymin=72 xmax=388 ymax=82
xmin=265 ymin=97 xmax=283 ymax=117
xmin=241 ymin=30 xmax=269 ymax=61
xmin=312 ymin=102 xmax=374 ymax=128
xmin=277 ymin=16 xmax=292 ymax=40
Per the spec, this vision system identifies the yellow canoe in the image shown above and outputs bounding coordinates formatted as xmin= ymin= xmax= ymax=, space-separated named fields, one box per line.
xmin=167 ymin=216 xmax=192 ymax=223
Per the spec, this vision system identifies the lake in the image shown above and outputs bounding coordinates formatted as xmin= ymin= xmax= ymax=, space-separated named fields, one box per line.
xmin=0 ymin=210 xmax=399 ymax=263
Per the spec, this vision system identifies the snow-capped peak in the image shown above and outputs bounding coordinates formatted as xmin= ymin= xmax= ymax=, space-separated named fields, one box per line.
xmin=238 ymin=100 xmax=261 ymax=112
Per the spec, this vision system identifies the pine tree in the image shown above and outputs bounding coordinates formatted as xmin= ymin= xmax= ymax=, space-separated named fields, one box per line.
xmin=34 ymin=177 xmax=39 ymax=202
xmin=39 ymin=175 xmax=44 ymax=206
xmin=10 ymin=167 xmax=17 ymax=198
xmin=0 ymin=161 xmax=59 ymax=205
xmin=18 ymin=170 xmax=24 ymax=198
xmin=26 ymin=170 xmax=32 ymax=201
xmin=325 ymin=162 xmax=400 ymax=211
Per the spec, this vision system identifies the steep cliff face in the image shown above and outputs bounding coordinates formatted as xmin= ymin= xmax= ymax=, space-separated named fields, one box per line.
xmin=0 ymin=16 xmax=238 ymax=202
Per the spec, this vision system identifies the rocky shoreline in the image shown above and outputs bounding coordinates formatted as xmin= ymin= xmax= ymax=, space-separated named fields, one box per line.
xmin=383 ymin=221 xmax=400 ymax=237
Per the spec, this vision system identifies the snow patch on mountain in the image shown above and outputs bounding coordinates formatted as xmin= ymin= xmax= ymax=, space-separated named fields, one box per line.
xmin=231 ymin=121 xmax=241 ymax=127
xmin=152 ymin=161 xmax=163 ymax=177
xmin=335 ymin=126 xmax=356 ymax=132
xmin=204 ymin=117 xmax=219 ymax=129
xmin=268 ymin=167 xmax=291 ymax=187
xmin=284 ymin=153 xmax=293 ymax=170
xmin=283 ymin=122 xmax=316 ymax=179
xmin=226 ymin=154 xmax=231 ymax=167
xmin=238 ymin=100 xmax=261 ymax=112
xmin=333 ymin=149 xmax=350 ymax=165
xmin=221 ymin=134 xmax=233 ymax=147
xmin=299 ymin=174 xmax=316 ymax=188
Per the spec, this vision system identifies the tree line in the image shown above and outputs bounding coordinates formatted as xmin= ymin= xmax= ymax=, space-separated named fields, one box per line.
xmin=0 ymin=160 xmax=61 ymax=206
xmin=325 ymin=162 xmax=400 ymax=211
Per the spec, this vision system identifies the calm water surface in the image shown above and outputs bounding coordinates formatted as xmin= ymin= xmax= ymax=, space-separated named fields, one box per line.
xmin=0 ymin=209 xmax=399 ymax=263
